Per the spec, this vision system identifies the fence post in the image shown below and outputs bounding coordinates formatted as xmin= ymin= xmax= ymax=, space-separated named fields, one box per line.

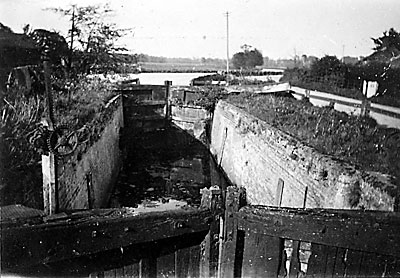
xmin=361 ymin=98 xmax=371 ymax=117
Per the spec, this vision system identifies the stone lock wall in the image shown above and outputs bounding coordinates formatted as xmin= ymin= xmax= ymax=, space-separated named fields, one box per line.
xmin=169 ymin=86 xmax=212 ymax=142
xmin=210 ymin=100 xmax=396 ymax=211
xmin=57 ymin=97 xmax=124 ymax=210
xmin=170 ymin=105 xmax=211 ymax=141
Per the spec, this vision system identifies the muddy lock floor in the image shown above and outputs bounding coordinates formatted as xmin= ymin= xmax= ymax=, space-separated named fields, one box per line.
xmin=109 ymin=126 xmax=227 ymax=210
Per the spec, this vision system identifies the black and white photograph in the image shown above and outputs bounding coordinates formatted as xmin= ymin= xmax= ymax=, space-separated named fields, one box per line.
xmin=1 ymin=0 xmax=400 ymax=277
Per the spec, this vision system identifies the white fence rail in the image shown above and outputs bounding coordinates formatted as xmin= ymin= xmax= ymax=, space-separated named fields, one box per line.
xmin=289 ymin=85 xmax=400 ymax=129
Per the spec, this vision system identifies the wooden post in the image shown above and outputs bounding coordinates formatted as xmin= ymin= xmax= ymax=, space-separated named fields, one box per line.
xmin=42 ymin=54 xmax=58 ymax=215
xmin=164 ymin=80 xmax=171 ymax=120
xmin=305 ymin=89 xmax=311 ymax=99
xmin=175 ymin=247 xmax=190 ymax=278
xmin=220 ymin=186 xmax=245 ymax=278
xmin=275 ymin=178 xmax=284 ymax=207
xmin=42 ymin=153 xmax=57 ymax=215
xmin=199 ymin=186 xmax=222 ymax=278
xmin=139 ymin=257 xmax=157 ymax=278
xmin=361 ymin=98 xmax=371 ymax=117
xmin=287 ymin=239 xmax=300 ymax=278
xmin=86 ymin=171 xmax=94 ymax=209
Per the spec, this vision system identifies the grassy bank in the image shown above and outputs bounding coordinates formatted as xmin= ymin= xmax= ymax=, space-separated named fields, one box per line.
xmin=226 ymin=92 xmax=400 ymax=193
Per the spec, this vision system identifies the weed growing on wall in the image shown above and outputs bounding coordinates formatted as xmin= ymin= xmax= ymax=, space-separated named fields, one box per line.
xmin=170 ymin=86 xmax=228 ymax=112
xmin=192 ymin=86 xmax=228 ymax=112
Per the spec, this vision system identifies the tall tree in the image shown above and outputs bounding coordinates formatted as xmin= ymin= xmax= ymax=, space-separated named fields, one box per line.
xmin=232 ymin=45 xmax=263 ymax=69
xmin=46 ymin=4 xmax=132 ymax=74
xmin=310 ymin=55 xmax=345 ymax=77
xmin=28 ymin=29 xmax=69 ymax=68
xmin=369 ymin=28 xmax=400 ymax=66
xmin=372 ymin=28 xmax=400 ymax=54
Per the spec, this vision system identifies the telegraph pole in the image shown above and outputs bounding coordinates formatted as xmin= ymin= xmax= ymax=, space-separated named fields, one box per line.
xmin=225 ymin=11 xmax=230 ymax=85
xmin=342 ymin=44 xmax=345 ymax=62
xmin=68 ymin=5 xmax=76 ymax=71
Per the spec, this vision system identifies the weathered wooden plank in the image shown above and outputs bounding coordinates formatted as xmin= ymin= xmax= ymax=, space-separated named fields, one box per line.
xmin=233 ymin=230 xmax=245 ymax=278
xmin=157 ymin=252 xmax=175 ymax=278
xmin=188 ymin=244 xmax=201 ymax=278
xmin=103 ymin=268 xmax=116 ymax=278
xmin=385 ymin=257 xmax=400 ymax=277
xmin=343 ymin=249 xmax=363 ymax=277
xmin=220 ymin=186 xmax=241 ymax=278
xmin=240 ymin=231 xmax=281 ymax=278
xmin=298 ymin=241 xmax=312 ymax=276
xmin=258 ymin=234 xmax=281 ymax=277
xmin=359 ymin=252 xmax=388 ymax=277
xmin=1 ymin=208 xmax=212 ymax=270
xmin=288 ymin=240 xmax=300 ymax=278
xmin=277 ymin=238 xmax=287 ymax=277
xmin=122 ymin=263 xmax=139 ymax=278
xmin=324 ymin=245 xmax=339 ymax=277
xmin=236 ymin=206 xmax=400 ymax=257
xmin=199 ymin=232 xmax=211 ymax=278
xmin=175 ymin=247 xmax=190 ymax=278
xmin=209 ymin=215 xmax=221 ymax=275
xmin=139 ymin=256 xmax=157 ymax=278
xmin=241 ymin=230 xmax=258 ymax=278
xmin=10 ymin=233 xmax=204 ymax=277
xmin=115 ymin=266 xmax=124 ymax=278
xmin=332 ymin=247 xmax=347 ymax=277
xmin=307 ymin=243 xmax=337 ymax=277
xmin=199 ymin=186 xmax=221 ymax=278
xmin=306 ymin=243 xmax=326 ymax=277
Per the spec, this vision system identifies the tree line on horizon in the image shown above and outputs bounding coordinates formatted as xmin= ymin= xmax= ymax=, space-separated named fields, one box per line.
xmin=1 ymin=3 xmax=399 ymax=83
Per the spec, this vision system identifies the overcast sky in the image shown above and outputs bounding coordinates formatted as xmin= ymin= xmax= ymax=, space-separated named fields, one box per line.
xmin=1 ymin=0 xmax=399 ymax=59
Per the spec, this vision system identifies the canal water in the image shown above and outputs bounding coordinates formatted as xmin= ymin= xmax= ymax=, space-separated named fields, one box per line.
xmin=93 ymin=70 xmax=283 ymax=86
xmin=92 ymin=72 xmax=215 ymax=86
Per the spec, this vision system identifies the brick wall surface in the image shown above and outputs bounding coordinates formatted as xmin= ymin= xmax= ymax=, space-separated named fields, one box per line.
xmin=57 ymin=98 xmax=124 ymax=210
xmin=211 ymin=100 xmax=396 ymax=211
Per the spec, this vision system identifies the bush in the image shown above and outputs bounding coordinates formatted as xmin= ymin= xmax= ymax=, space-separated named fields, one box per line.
xmin=281 ymin=60 xmax=400 ymax=107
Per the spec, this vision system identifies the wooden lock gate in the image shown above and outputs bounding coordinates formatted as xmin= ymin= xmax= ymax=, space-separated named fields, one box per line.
xmin=2 ymin=185 xmax=400 ymax=277
xmin=219 ymin=186 xmax=400 ymax=278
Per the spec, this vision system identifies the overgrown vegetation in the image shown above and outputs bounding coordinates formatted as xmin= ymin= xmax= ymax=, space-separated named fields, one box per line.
xmin=281 ymin=28 xmax=400 ymax=107
xmin=0 ymin=77 xmax=118 ymax=208
xmin=1 ymin=6 xmax=126 ymax=207
xmin=0 ymin=88 xmax=45 ymax=208
xmin=170 ymin=86 xmax=228 ymax=112
xmin=226 ymin=92 xmax=400 ymax=190
xmin=281 ymin=58 xmax=400 ymax=107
